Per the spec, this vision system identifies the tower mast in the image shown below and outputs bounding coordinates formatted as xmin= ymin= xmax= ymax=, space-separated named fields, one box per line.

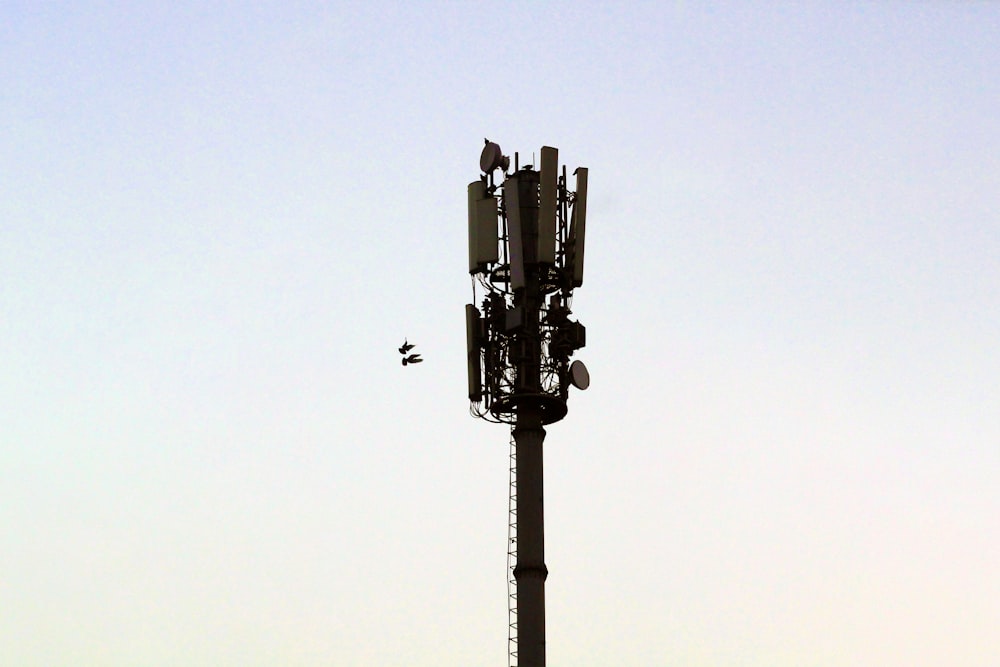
xmin=466 ymin=141 xmax=590 ymax=667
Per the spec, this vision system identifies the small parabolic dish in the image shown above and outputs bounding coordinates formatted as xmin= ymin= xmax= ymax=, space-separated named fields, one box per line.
xmin=569 ymin=360 xmax=590 ymax=390
xmin=480 ymin=142 xmax=508 ymax=173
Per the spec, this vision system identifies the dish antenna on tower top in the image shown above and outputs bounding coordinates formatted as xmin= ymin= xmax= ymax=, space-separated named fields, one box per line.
xmin=480 ymin=139 xmax=510 ymax=174
xmin=569 ymin=360 xmax=590 ymax=390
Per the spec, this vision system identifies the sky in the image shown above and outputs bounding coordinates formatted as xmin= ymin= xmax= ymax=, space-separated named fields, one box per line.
xmin=2 ymin=2 xmax=998 ymax=665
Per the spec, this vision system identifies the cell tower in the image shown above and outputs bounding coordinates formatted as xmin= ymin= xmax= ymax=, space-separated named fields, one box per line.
xmin=466 ymin=140 xmax=590 ymax=667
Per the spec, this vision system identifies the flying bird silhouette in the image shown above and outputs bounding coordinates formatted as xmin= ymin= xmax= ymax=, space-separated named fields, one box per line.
xmin=402 ymin=353 xmax=423 ymax=366
xmin=398 ymin=339 xmax=415 ymax=355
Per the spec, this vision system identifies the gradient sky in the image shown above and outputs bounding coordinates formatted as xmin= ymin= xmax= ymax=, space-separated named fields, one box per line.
xmin=2 ymin=2 xmax=998 ymax=666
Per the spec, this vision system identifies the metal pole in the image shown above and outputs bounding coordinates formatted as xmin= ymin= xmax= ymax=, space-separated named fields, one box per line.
xmin=513 ymin=408 xmax=546 ymax=667
xmin=512 ymin=166 xmax=547 ymax=667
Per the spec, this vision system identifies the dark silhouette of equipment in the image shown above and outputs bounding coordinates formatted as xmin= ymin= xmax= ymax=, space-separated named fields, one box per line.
xmin=481 ymin=138 xmax=510 ymax=174
xmin=465 ymin=140 xmax=590 ymax=667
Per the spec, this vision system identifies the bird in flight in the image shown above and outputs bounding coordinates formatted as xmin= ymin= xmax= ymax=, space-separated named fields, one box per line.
xmin=398 ymin=339 xmax=416 ymax=354
xmin=402 ymin=353 xmax=423 ymax=366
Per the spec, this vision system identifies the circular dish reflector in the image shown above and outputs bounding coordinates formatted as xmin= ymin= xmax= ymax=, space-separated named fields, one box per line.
xmin=481 ymin=142 xmax=503 ymax=173
xmin=569 ymin=360 xmax=590 ymax=390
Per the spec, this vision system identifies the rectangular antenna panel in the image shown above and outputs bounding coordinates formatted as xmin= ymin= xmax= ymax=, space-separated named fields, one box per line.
xmin=465 ymin=304 xmax=483 ymax=402
xmin=537 ymin=146 xmax=558 ymax=264
xmin=504 ymin=175 xmax=525 ymax=289
xmin=570 ymin=167 xmax=588 ymax=287
xmin=468 ymin=181 xmax=499 ymax=274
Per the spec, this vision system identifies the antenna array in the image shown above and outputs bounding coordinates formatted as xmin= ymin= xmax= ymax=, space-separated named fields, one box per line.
xmin=466 ymin=142 xmax=589 ymax=424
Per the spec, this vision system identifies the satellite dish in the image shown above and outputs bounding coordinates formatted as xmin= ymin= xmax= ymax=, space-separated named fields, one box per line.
xmin=569 ymin=360 xmax=590 ymax=390
xmin=480 ymin=141 xmax=509 ymax=174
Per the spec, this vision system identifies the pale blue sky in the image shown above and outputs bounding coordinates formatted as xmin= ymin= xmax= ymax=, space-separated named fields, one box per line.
xmin=2 ymin=2 xmax=998 ymax=665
